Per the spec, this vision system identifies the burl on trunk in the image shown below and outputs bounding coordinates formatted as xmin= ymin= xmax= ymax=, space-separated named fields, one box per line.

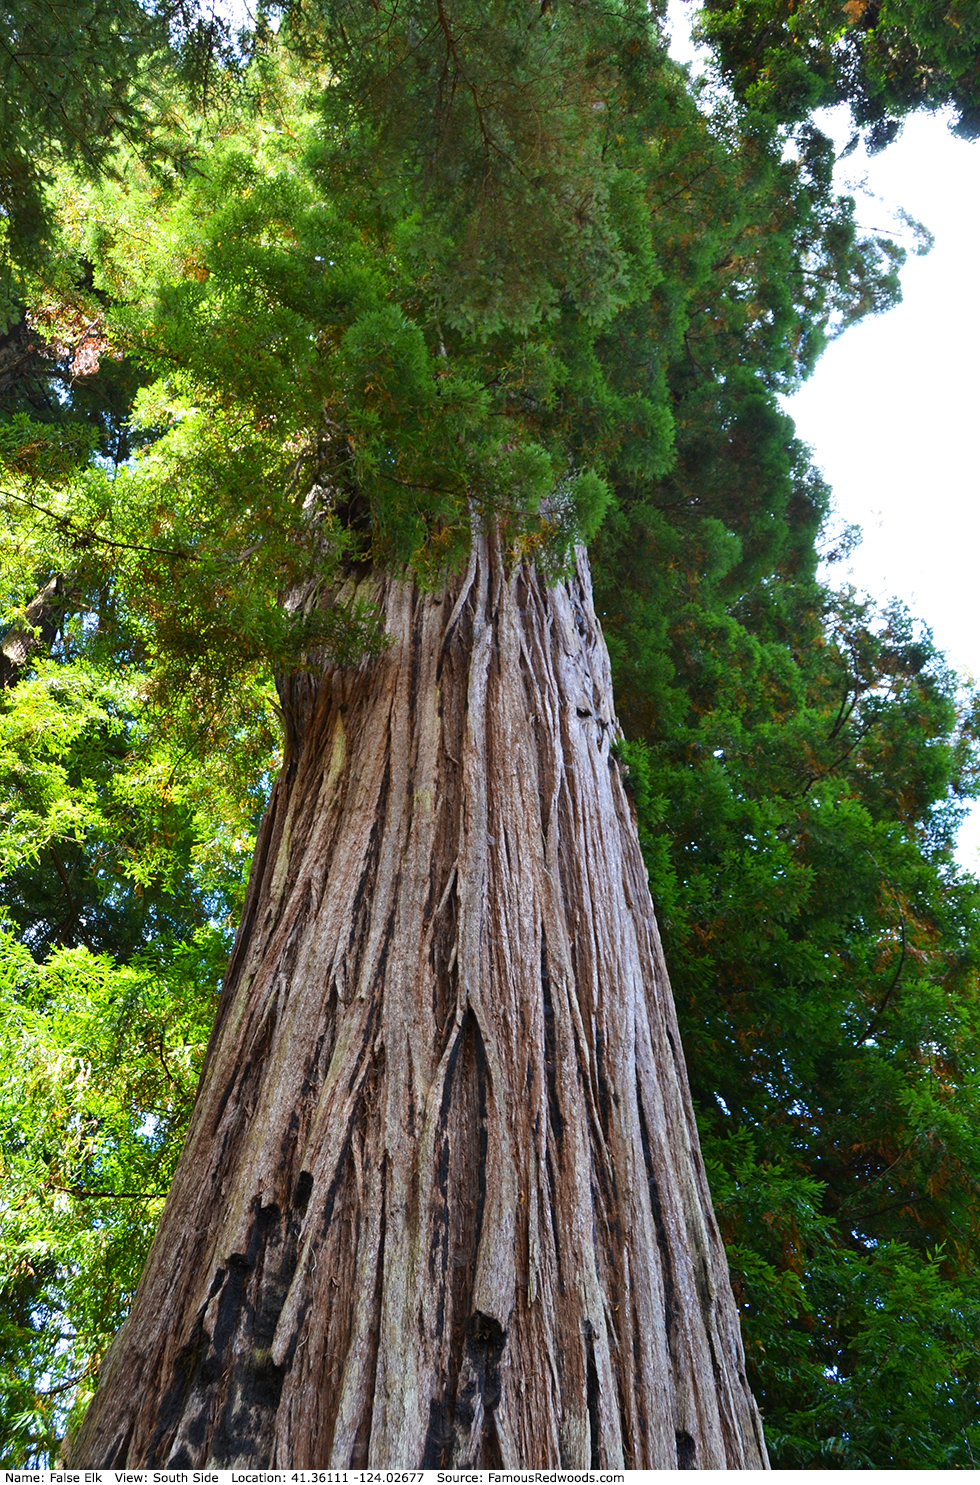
xmin=68 ymin=533 xmax=767 ymax=1469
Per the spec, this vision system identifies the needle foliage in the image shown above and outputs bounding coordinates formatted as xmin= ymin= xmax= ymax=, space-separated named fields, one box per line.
xmin=2 ymin=0 xmax=980 ymax=1465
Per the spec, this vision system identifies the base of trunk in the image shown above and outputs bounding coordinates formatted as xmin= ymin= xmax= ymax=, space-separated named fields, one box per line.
xmin=68 ymin=536 xmax=767 ymax=1469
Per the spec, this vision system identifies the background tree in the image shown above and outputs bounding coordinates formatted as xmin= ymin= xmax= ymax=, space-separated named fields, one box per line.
xmin=597 ymin=455 xmax=980 ymax=1467
xmin=0 ymin=629 xmax=278 ymax=1461
xmin=697 ymin=0 xmax=980 ymax=147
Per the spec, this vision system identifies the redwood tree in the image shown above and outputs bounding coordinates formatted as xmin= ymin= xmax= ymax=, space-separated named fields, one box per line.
xmin=3 ymin=0 xmax=918 ymax=1468
xmin=67 ymin=535 xmax=766 ymax=1467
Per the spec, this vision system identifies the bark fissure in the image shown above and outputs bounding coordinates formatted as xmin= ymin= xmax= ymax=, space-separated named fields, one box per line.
xmin=69 ymin=535 xmax=766 ymax=1469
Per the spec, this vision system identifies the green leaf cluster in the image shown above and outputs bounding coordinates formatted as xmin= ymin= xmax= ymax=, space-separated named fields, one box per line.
xmin=0 ymin=642 xmax=280 ymax=1464
xmin=595 ymin=426 xmax=980 ymax=1463
xmin=697 ymin=0 xmax=980 ymax=147
xmin=0 ymin=920 xmax=226 ymax=1464
xmin=2 ymin=0 xmax=980 ymax=1467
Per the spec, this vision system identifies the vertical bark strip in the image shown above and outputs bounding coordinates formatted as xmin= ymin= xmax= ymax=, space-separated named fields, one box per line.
xmin=69 ymin=535 xmax=768 ymax=1468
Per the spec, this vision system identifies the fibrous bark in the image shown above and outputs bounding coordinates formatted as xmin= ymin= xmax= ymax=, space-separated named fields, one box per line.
xmin=69 ymin=532 xmax=767 ymax=1469
xmin=1 ymin=574 xmax=69 ymax=688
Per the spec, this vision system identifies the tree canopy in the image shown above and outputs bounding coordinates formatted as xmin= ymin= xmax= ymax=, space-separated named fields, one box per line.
xmin=698 ymin=0 xmax=980 ymax=147
xmin=2 ymin=0 xmax=980 ymax=1466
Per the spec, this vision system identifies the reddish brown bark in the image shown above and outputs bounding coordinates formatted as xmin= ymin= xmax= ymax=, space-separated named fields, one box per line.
xmin=68 ymin=533 xmax=767 ymax=1468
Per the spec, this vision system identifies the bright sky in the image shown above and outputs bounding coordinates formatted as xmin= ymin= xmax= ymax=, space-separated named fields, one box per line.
xmin=666 ymin=2 xmax=980 ymax=867
xmin=788 ymin=113 xmax=980 ymax=866
xmin=787 ymin=115 xmax=980 ymax=681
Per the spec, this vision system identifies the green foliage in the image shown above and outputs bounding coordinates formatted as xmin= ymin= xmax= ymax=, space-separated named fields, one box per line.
xmin=704 ymin=1138 xmax=980 ymax=1467
xmin=2 ymin=0 xmax=980 ymax=1467
xmin=2 ymin=2 xmax=169 ymax=331
xmin=0 ymin=921 xmax=225 ymax=1464
xmin=0 ymin=641 xmax=279 ymax=1463
xmin=5 ymin=4 xmax=900 ymax=626
xmin=595 ymin=426 xmax=980 ymax=1463
xmin=696 ymin=0 xmax=980 ymax=145
xmin=294 ymin=0 xmax=654 ymax=335
xmin=1 ymin=0 xmax=150 ymax=323
xmin=0 ymin=652 xmax=275 ymax=952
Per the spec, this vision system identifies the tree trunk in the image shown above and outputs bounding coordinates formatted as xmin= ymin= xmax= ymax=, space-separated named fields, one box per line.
xmin=68 ymin=532 xmax=768 ymax=1469
xmin=1 ymin=574 xmax=70 ymax=688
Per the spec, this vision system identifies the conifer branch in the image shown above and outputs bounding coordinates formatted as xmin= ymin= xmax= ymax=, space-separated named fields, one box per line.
xmin=1 ymin=488 xmax=189 ymax=559
xmin=52 ymin=1183 xmax=167 ymax=1200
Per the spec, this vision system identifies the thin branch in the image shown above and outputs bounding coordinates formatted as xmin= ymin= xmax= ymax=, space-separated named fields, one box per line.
xmin=2 ymin=487 xmax=189 ymax=559
xmin=434 ymin=0 xmax=505 ymax=174
xmin=797 ymin=719 xmax=876 ymax=797
xmin=37 ymin=1368 xmax=93 ymax=1398
xmin=156 ymin=1027 xmax=181 ymax=1093
xmin=826 ymin=678 xmax=858 ymax=743
xmin=52 ymin=1182 xmax=167 ymax=1200
xmin=48 ymin=845 xmax=96 ymax=954
xmin=860 ymin=912 xmax=907 ymax=1045
xmin=0 ymin=33 xmax=101 ymax=164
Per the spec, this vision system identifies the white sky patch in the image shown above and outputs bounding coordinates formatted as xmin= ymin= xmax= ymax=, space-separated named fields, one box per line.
xmin=216 ymin=0 xmax=251 ymax=25
xmin=665 ymin=1 xmax=980 ymax=869
xmin=786 ymin=114 xmax=980 ymax=867
xmin=665 ymin=0 xmax=710 ymax=72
